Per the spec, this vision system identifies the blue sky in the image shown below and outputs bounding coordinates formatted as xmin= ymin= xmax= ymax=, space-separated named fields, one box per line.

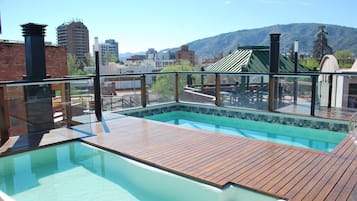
xmin=0 ymin=0 xmax=356 ymax=53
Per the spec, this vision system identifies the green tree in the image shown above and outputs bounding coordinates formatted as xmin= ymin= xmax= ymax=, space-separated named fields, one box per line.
xmin=300 ymin=57 xmax=319 ymax=71
xmin=85 ymin=53 xmax=95 ymax=66
xmin=67 ymin=53 xmax=81 ymax=75
xmin=313 ymin=25 xmax=333 ymax=61
xmin=151 ymin=60 xmax=194 ymax=99
xmin=334 ymin=50 xmax=354 ymax=68
xmin=67 ymin=53 xmax=92 ymax=75
xmin=104 ymin=52 xmax=118 ymax=65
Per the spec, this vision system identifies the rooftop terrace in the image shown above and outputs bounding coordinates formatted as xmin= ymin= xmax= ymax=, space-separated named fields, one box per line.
xmin=0 ymin=26 xmax=356 ymax=200
xmin=1 ymin=71 xmax=357 ymax=201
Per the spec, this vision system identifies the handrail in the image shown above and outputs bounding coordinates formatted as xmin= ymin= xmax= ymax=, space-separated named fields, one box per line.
xmin=349 ymin=112 xmax=357 ymax=136
xmin=0 ymin=76 xmax=92 ymax=86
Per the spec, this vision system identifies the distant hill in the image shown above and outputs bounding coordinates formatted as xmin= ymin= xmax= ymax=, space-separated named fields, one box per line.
xmin=186 ymin=23 xmax=357 ymax=58
xmin=120 ymin=23 xmax=357 ymax=59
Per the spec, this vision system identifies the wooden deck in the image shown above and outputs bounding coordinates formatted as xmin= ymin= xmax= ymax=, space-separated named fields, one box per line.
xmin=278 ymin=105 xmax=357 ymax=121
xmin=81 ymin=116 xmax=357 ymax=201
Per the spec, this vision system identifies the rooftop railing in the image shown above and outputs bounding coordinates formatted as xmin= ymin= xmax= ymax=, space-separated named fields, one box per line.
xmin=98 ymin=71 xmax=357 ymax=117
xmin=1 ymin=71 xmax=357 ymax=145
xmin=0 ymin=77 xmax=93 ymax=145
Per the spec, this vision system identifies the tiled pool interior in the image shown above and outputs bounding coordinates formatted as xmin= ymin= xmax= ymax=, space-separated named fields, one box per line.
xmin=0 ymin=141 xmax=280 ymax=201
xmin=120 ymin=103 xmax=349 ymax=133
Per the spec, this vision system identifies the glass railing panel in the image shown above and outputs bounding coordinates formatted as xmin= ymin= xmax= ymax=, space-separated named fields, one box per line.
xmin=220 ymin=74 xmax=269 ymax=110
xmin=101 ymin=75 xmax=142 ymax=111
xmin=1 ymin=78 xmax=93 ymax=137
xmin=274 ymin=75 xmax=314 ymax=116
xmin=147 ymin=73 xmax=175 ymax=106
xmin=320 ymin=74 xmax=357 ymax=110
xmin=179 ymin=73 xmax=216 ymax=105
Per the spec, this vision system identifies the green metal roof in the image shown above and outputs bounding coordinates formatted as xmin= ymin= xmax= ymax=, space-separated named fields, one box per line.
xmin=206 ymin=46 xmax=308 ymax=73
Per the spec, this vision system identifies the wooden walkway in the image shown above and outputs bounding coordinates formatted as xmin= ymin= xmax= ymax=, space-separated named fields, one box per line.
xmin=82 ymin=116 xmax=357 ymax=201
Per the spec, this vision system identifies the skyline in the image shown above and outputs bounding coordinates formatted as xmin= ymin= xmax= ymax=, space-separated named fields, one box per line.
xmin=0 ymin=0 xmax=356 ymax=54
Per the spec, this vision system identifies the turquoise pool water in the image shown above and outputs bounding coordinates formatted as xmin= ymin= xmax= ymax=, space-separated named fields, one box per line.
xmin=0 ymin=142 xmax=278 ymax=201
xmin=145 ymin=111 xmax=347 ymax=152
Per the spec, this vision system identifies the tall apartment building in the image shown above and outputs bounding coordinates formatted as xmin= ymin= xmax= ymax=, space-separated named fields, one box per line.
xmin=97 ymin=39 xmax=119 ymax=65
xmin=57 ymin=21 xmax=89 ymax=66
xmin=175 ymin=45 xmax=195 ymax=65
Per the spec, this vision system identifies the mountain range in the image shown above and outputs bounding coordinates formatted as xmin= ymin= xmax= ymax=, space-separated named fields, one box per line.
xmin=120 ymin=23 xmax=357 ymax=59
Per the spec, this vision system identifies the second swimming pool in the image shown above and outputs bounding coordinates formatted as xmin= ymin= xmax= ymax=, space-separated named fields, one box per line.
xmin=0 ymin=141 xmax=278 ymax=201
xmin=144 ymin=111 xmax=347 ymax=152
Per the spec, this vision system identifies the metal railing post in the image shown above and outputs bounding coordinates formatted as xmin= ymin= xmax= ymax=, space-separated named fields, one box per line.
xmin=141 ymin=75 xmax=147 ymax=107
xmin=175 ymin=73 xmax=179 ymax=102
xmin=310 ymin=75 xmax=317 ymax=116
xmin=268 ymin=75 xmax=276 ymax=112
xmin=328 ymin=74 xmax=333 ymax=108
xmin=64 ymin=82 xmax=72 ymax=127
xmin=0 ymin=86 xmax=9 ymax=144
xmin=293 ymin=77 xmax=298 ymax=105
xmin=215 ymin=73 xmax=221 ymax=106
xmin=94 ymin=51 xmax=102 ymax=121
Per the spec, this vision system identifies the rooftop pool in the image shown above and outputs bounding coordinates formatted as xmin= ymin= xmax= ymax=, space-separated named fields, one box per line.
xmin=0 ymin=141 xmax=279 ymax=201
xmin=145 ymin=111 xmax=346 ymax=152
xmin=121 ymin=103 xmax=348 ymax=152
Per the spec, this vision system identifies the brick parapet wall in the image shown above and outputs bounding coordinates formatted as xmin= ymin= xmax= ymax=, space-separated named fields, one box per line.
xmin=0 ymin=42 xmax=68 ymax=81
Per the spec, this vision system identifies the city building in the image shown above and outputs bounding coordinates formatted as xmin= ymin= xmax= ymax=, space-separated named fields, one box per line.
xmin=57 ymin=21 xmax=89 ymax=66
xmin=161 ymin=50 xmax=176 ymax=60
xmin=146 ymin=48 xmax=158 ymax=60
xmin=175 ymin=45 xmax=195 ymax=65
xmin=96 ymin=39 xmax=119 ymax=65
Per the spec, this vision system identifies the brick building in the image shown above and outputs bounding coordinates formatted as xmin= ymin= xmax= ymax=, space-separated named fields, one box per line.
xmin=176 ymin=45 xmax=195 ymax=65
xmin=0 ymin=41 xmax=68 ymax=81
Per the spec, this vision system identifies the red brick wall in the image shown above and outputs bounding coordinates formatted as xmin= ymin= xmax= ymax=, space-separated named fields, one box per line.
xmin=0 ymin=42 xmax=68 ymax=81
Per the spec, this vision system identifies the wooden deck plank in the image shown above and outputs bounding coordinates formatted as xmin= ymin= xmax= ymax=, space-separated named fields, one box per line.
xmin=158 ymin=136 xmax=246 ymax=165
xmin=310 ymin=159 xmax=356 ymax=201
xmin=333 ymin=135 xmax=353 ymax=154
xmin=178 ymin=140 xmax=249 ymax=173
xmin=150 ymin=135 xmax=245 ymax=169
xmin=191 ymin=143 xmax=282 ymax=184
xmin=198 ymin=141 xmax=271 ymax=181
xmin=261 ymin=151 xmax=316 ymax=192
xmin=216 ymin=146 xmax=286 ymax=185
xmin=333 ymin=135 xmax=357 ymax=159
xmin=235 ymin=148 xmax=297 ymax=184
xmin=81 ymin=116 xmax=357 ymax=201
xmin=324 ymin=160 xmax=357 ymax=201
xmin=282 ymin=156 xmax=332 ymax=198
xmin=271 ymin=154 xmax=326 ymax=196
xmin=294 ymin=157 xmax=343 ymax=200
xmin=344 ymin=137 xmax=357 ymax=160
xmin=251 ymin=150 xmax=306 ymax=189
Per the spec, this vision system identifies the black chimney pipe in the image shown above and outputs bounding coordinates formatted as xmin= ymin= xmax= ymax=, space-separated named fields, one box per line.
xmin=269 ymin=33 xmax=280 ymax=74
xmin=21 ymin=23 xmax=47 ymax=80
xmin=21 ymin=23 xmax=54 ymax=134
xmin=268 ymin=33 xmax=281 ymax=111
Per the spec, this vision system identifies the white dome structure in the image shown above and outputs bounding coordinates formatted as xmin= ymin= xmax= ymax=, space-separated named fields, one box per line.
xmin=319 ymin=55 xmax=357 ymax=108
xmin=319 ymin=55 xmax=339 ymax=72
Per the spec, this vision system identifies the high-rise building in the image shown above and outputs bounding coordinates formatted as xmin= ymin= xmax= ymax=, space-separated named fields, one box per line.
xmin=96 ymin=39 xmax=119 ymax=65
xmin=57 ymin=21 xmax=89 ymax=66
